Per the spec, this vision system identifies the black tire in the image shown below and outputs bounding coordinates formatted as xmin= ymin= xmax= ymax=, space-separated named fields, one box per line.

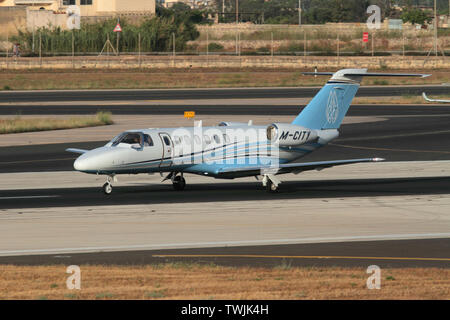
xmin=266 ymin=180 xmax=278 ymax=193
xmin=173 ymin=176 xmax=186 ymax=191
xmin=103 ymin=182 xmax=112 ymax=195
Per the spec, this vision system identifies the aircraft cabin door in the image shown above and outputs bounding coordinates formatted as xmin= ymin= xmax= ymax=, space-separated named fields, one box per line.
xmin=159 ymin=133 xmax=173 ymax=168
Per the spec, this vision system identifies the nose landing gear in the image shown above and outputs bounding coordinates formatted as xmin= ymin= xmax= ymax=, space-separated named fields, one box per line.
xmin=103 ymin=182 xmax=112 ymax=195
xmin=102 ymin=175 xmax=116 ymax=195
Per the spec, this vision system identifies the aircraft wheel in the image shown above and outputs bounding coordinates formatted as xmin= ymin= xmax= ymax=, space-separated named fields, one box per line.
xmin=173 ymin=176 xmax=186 ymax=191
xmin=266 ymin=180 xmax=278 ymax=193
xmin=103 ymin=182 xmax=113 ymax=195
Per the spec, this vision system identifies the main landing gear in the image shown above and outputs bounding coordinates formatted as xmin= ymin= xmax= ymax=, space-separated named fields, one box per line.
xmin=262 ymin=174 xmax=281 ymax=193
xmin=172 ymin=173 xmax=186 ymax=191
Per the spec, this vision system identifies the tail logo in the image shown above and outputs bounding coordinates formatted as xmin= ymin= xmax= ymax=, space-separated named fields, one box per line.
xmin=326 ymin=90 xmax=339 ymax=124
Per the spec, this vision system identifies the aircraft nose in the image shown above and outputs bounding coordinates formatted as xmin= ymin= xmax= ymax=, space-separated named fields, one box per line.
xmin=74 ymin=156 xmax=89 ymax=171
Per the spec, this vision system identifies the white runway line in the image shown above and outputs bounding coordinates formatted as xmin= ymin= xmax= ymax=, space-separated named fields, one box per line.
xmin=0 ymin=196 xmax=59 ymax=200
xmin=1 ymin=233 xmax=450 ymax=256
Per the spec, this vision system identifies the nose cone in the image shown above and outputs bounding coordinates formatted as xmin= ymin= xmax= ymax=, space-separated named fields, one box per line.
xmin=73 ymin=147 xmax=109 ymax=172
xmin=74 ymin=155 xmax=89 ymax=172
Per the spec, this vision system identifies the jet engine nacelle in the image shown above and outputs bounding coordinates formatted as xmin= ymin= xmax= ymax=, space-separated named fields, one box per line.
xmin=267 ymin=123 xmax=318 ymax=146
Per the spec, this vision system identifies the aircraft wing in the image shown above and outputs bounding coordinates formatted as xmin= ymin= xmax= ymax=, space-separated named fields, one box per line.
xmin=216 ymin=158 xmax=385 ymax=177
xmin=423 ymin=92 xmax=450 ymax=103
xmin=66 ymin=148 xmax=89 ymax=154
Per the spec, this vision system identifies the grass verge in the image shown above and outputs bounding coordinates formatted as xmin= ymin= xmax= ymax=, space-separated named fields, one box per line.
xmin=0 ymin=69 xmax=447 ymax=90
xmin=352 ymin=95 xmax=450 ymax=105
xmin=0 ymin=263 xmax=448 ymax=300
xmin=0 ymin=112 xmax=113 ymax=134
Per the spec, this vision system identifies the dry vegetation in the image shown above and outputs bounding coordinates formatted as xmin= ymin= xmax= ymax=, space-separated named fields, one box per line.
xmin=0 ymin=69 xmax=447 ymax=90
xmin=0 ymin=112 xmax=113 ymax=134
xmin=0 ymin=263 xmax=448 ymax=300
xmin=353 ymin=95 xmax=450 ymax=105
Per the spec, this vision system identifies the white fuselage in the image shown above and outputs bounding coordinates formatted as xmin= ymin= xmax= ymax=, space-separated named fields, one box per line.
xmin=73 ymin=124 xmax=339 ymax=179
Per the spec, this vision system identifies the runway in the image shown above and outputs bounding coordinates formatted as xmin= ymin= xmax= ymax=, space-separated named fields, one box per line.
xmin=1 ymin=89 xmax=449 ymax=268
xmin=1 ymin=175 xmax=450 ymax=209
xmin=0 ymin=239 xmax=449 ymax=268
xmin=2 ymin=105 xmax=450 ymax=172
xmin=0 ymin=103 xmax=449 ymax=115
xmin=0 ymin=85 xmax=448 ymax=103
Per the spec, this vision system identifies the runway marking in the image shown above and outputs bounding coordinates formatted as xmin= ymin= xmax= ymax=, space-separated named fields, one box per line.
xmin=0 ymin=195 xmax=59 ymax=200
xmin=1 ymin=233 xmax=450 ymax=256
xmin=152 ymin=254 xmax=450 ymax=262
xmin=337 ymin=129 xmax=450 ymax=142
xmin=0 ymin=158 xmax=75 ymax=165
xmin=330 ymin=143 xmax=450 ymax=155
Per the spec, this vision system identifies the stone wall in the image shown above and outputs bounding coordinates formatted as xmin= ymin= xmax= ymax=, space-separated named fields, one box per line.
xmin=0 ymin=7 xmax=27 ymax=36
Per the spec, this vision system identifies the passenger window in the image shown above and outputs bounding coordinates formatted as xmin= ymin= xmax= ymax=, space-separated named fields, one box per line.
xmin=163 ymin=137 xmax=171 ymax=146
xmin=203 ymin=135 xmax=211 ymax=145
xmin=213 ymin=134 xmax=221 ymax=144
xmin=174 ymin=136 xmax=181 ymax=145
xmin=144 ymin=134 xmax=154 ymax=147
xmin=194 ymin=135 xmax=201 ymax=145
xmin=184 ymin=135 xmax=191 ymax=144
xmin=223 ymin=134 xmax=230 ymax=143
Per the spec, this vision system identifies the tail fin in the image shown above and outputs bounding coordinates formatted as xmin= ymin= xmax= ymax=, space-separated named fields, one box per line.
xmin=292 ymin=69 xmax=430 ymax=130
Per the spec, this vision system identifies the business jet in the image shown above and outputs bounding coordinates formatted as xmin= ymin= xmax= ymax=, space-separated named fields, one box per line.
xmin=423 ymin=92 xmax=450 ymax=103
xmin=67 ymin=69 xmax=429 ymax=194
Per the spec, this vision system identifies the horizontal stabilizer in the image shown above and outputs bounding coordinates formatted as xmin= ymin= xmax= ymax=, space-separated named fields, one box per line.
xmin=66 ymin=148 xmax=89 ymax=154
xmin=423 ymin=92 xmax=450 ymax=103
xmin=303 ymin=72 xmax=430 ymax=78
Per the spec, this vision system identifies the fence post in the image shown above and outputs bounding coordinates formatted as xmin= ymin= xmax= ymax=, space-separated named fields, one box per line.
xmin=72 ymin=30 xmax=75 ymax=69
xmin=402 ymin=29 xmax=405 ymax=58
xmin=39 ymin=32 xmax=42 ymax=68
xmin=372 ymin=30 xmax=375 ymax=57
xmin=5 ymin=33 xmax=8 ymax=69
xmin=271 ymin=32 xmax=274 ymax=66
xmin=304 ymin=29 xmax=307 ymax=57
xmin=172 ymin=32 xmax=175 ymax=68
xmin=138 ymin=32 xmax=141 ymax=68
xmin=238 ymin=32 xmax=241 ymax=56
xmin=206 ymin=31 xmax=209 ymax=66
xmin=116 ymin=31 xmax=120 ymax=57
xmin=337 ymin=27 xmax=340 ymax=65
xmin=107 ymin=33 xmax=110 ymax=69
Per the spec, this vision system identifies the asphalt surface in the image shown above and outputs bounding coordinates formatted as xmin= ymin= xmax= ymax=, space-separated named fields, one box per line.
xmin=1 ymin=104 xmax=450 ymax=173
xmin=0 ymin=239 xmax=448 ymax=268
xmin=1 ymin=94 xmax=450 ymax=268
xmin=0 ymin=103 xmax=448 ymax=115
xmin=0 ymin=85 xmax=448 ymax=103
xmin=1 ymin=176 xmax=449 ymax=210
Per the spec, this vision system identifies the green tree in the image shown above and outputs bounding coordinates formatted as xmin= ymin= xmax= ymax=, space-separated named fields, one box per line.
xmin=401 ymin=8 xmax=433 ymax=25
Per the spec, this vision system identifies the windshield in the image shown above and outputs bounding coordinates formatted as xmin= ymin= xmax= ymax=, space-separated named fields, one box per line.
xmin=111 ymin=132 xmax=154 ymax=147
xmin=112 ymin=132 xmax=142 ymax=147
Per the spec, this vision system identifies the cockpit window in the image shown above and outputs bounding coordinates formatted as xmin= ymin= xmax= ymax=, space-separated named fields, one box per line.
xmin=112 ymin=132 xmax=142 ymax=147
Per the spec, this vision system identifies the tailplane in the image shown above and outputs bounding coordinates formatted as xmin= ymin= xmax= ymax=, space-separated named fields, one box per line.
xmin=292 ymin=69 xmax=430 ymax=130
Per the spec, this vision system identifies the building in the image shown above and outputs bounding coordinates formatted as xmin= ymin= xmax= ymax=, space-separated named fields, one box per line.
xmin=163 ymin=0 xmax=214 ymax=10
xmin=0 ymin=0 xmax=156 ymax=16
xmin=0 ymin=0 xmax=156 ymax=34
